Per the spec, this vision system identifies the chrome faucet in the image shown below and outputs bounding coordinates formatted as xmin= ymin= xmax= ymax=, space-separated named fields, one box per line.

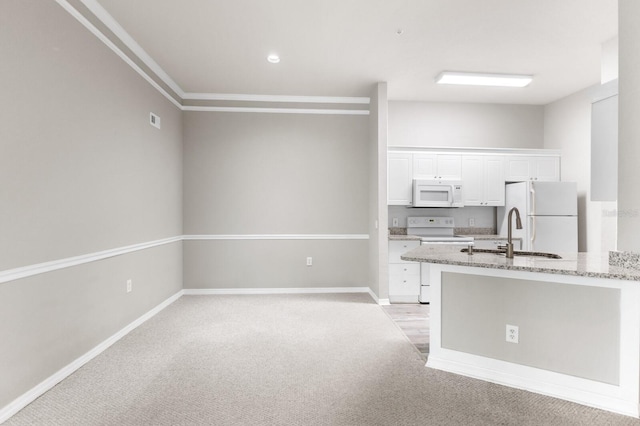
xmin=505 ymin=207 xmax=523 ymax=258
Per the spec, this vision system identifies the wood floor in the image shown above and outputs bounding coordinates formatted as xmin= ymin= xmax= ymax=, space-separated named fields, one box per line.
xmin=382 ymin=303 xmax=430 ymax=358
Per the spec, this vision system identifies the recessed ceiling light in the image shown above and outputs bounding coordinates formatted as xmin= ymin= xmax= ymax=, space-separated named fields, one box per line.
xmin=267 ymin=54 xmax=280 ymax=64
xmin=435 ymin=71 xmax=533 ymax=87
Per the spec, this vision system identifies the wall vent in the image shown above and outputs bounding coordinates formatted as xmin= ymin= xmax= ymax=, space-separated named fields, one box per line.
xmin=149 ymin=112 xmax=161 ymax=129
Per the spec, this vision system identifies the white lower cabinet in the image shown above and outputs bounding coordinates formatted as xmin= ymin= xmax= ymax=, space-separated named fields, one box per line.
xmin=388 ymin=240 xmax=420 ymax=303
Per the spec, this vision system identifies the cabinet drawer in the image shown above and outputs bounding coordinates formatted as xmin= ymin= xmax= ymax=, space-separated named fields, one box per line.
xmin=389 ymin=272 xmax=420 ymax=296
xmin=389 ymin=263 xmax=420 ymax=277
xmin=388 ymin=240 xmax=420 ymax=263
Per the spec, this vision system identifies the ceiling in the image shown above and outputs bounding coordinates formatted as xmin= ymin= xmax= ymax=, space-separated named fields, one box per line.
xmin=95 ymin=0 xmax=617 ymax=105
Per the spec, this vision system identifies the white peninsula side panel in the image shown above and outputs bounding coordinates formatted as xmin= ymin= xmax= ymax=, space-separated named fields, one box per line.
xmin=426 ymin=264 xmax=640 ymax=419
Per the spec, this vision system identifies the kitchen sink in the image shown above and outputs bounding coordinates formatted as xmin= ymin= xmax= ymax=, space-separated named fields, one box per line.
xmin=460 ymin=248 xmax=562 ymax=259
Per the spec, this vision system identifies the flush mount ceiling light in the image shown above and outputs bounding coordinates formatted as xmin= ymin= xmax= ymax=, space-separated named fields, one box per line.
xmin=435 ymin=71 xmax=533 ymax=87
xmin=267 ymin=54 xmax=280 ymax=64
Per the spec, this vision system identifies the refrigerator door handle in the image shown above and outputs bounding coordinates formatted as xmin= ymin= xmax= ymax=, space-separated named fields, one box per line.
xmin=530 ymin=216 xmax=536 ymax=247
xmin=530 ymin=183 xmax=536 ymax=216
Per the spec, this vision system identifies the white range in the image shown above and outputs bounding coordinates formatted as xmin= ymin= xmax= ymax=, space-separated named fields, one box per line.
xmin=407 ymin=216 xmax=473 ymax=303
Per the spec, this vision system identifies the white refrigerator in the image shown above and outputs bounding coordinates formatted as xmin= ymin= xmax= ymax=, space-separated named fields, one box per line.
xmin=497 ymin=181 xmax=578 ymax=253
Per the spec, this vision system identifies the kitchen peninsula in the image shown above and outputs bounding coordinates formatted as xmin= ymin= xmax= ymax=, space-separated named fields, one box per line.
xmin=401 ymin=246 xmax=640 ymax=418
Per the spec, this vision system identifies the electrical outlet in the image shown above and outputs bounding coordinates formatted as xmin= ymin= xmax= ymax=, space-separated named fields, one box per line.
xmin=126 ymin=279 xmax=132 ymax=293
xmin=306 ymin=257 xmax=313 ymax=266
xmin=392 ymin=218 xmax=399 ymax=227
xmin=469 ymin=218 xmax=475 ymax=227
xmin=506 ymin=324 xmax=519 ymax=343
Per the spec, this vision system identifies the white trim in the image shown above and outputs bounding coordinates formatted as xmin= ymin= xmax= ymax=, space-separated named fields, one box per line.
xmin=363 ymin=288 xmax=390 ymax=305
xmin=79 ymin=0 xmax=185 ymax=98
xmin=55 ymin=0 xmax=182 ymax=110
xmin=183 ymin=93 xmax=370 ymax=104
xmin=426 ymin=263 xmax=640 ymax=419
xmin=427 ymin=354 xmax=638 ymax=418
xmin=183 ymin=234 xmax=369 ymax=241
xmin=0 ymin=290 xmax=184 ymax=424
xmin=56 ymin=2 xmax=371 ymax=115
xmin=0 ymin=234 xmax=368 ymax=284
xmin=183 ymin=287 xmax=373 ymax=296
xmin=388 ymin=146 xmax=562 ymax=156
xmin=0 ymin=236 xmax=181 ymax=284
xmin=182 ymin=106 xmax=369 ymax=115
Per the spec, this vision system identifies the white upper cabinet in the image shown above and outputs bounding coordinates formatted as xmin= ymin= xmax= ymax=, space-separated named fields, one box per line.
xmin=413 ymin=154 xmax=462 ymax=180
xmin=387 ymin=149 xmax=560 ymax=206
xmin=505 ymin=155 xmax=560 ymax=182
xmin=532 ymin=156 xmax=561 ymax=181
xmin=461 ymin=155 xmax=505 ymax=206
xmin=388 ymin=152 xmax=413 ymax=205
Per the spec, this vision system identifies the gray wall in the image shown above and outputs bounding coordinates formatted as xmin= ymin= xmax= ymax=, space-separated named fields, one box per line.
xmin=0 ymin=0 xmax=183 ymax=408
xmin=618 ymin=0 xmax=640 ymax=252
xmin=441 ymin=272 xmax=620 ymax=385
xmin=182 ymin=111 xmax=369 ymax=289
xmin=388 ymin=102 xmax=545 ymax=149
xmin=543 ymin=85 xmax=617 ymax=253
xmin=388 ymin=206 xmax=496 ymax=231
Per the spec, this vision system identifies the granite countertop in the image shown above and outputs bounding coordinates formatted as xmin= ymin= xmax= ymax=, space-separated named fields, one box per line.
xmin=389 ymin=233 xmax=517 ymax=242
xmin=388 ymin=235 xmax=422 ymax=241
xmin=400 ymin=245 xmax=640 ymax=281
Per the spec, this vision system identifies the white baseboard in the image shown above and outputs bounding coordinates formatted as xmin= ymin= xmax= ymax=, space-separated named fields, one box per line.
xmin=0 ymin=290 xmax=184 ymax=424
xmin=427 ymin=354 xmax=640 ymax=419
xmin=183 ymin=287 xmax=372 ymax=296
xmin=183 ymin=286 xmax=385 ymax=304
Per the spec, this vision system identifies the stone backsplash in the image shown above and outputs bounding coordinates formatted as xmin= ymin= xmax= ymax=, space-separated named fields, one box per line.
xmin=389 ymin=227 xmax=495 ymax=236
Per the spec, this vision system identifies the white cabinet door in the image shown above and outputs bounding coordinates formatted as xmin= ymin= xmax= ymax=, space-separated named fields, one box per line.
xmin=505 ymin=155 xmax=560 ymax=182
xmin=437 ymin=154 xmax=462 ymax=180
xmin=505 ymin=156 xmax=532 ymax=182
xmin=388 ymin=153 xmax=413 ymax=205
xmin=484 ymin=156 xmax=505 ymax=206
xmin=414 ymin=154 xmax=462 ymax=180
xmin=533 ymin=156 xmax=560 ymax=181
xmin=413 ymin=154 xmax=437 ymax=178
xmin=462 ymin=155 xmax=505 ymax=206
xmin=461 ymin=155 xmax=484 ymax=206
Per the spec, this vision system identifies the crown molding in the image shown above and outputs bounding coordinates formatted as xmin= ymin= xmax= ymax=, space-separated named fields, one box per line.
xmin=79 ymin=0 xmax=186 ymax=98
xmin=56 ymin=1 xmax=371 ymax=113
xmin=183 ymin=93 xmax=370 ymax=104
xmin=182 ymin=106 xmax=369 ymax=115
xmin=56 ymin=0 xmax=182 ymax=109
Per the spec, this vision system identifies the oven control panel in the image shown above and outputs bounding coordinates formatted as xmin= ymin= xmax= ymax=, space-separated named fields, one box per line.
xmin=407 ymin=216 xmax=454 ymax=228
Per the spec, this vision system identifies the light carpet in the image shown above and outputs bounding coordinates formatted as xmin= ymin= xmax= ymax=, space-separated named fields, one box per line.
xmin=5 ymin=293 xmax=639 ymax=425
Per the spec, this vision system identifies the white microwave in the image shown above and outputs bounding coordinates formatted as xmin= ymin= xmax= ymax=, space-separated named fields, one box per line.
xmin=412 ymin=179 xmax=464 ymax=208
